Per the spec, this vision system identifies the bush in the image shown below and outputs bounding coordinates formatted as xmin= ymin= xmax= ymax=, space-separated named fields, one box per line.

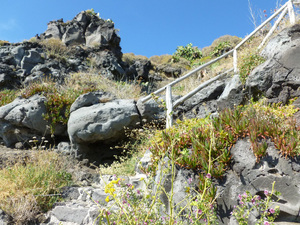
xmin=239 ymin=51 xmax=265 ymax=83
xmin=172 ymin=43 xmax=202 ymax=63
xmin=40 ymin=38 xmax=68 ymax=62
xmin=210 ymin=41 xmax=232 ymax=57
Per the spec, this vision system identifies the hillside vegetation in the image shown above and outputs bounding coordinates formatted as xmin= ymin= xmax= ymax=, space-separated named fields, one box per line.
xmin=0 ymin=5 xmax=299 ymax=224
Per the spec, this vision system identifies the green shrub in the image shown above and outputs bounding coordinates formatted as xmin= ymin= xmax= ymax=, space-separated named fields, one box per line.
xmin=86 ymin=8 xmax=97 ymax=16
xmin=210 ymin=41 xmax=232 ymax=57
xmin=239 ymin=51 xmax=265 ymax=83
xmin=172 ymin=43 xmax=202 ymax=63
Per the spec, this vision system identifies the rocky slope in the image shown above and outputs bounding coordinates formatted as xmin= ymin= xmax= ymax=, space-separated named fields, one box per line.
xmin=0 ymin=10 xmax=300 ymax=225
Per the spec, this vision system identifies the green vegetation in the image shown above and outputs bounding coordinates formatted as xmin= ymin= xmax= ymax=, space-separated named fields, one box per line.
xmin=0 ymin=72 xmax=143 ymax=134
xmin=210 ymin=41 xmax=232 ymax=57
xmin=239 ymin=50 xmax=266 ymax=83
xmin=97 ymin=98 xmax=298 ymax=224
xmin=0 ymin=150 xmax=72 ymax=224
xmin=145 ymin=99 xmax=299 ymax=178
xmin=232 ymin=182 xmax=281 ymax=225
xmin=172 ymin=43 xmax=202 ymax=63
xmin=0 ymin=89 xmax=18 ymax=106
xmin=86 ymin=8 xmax=97 ymax=16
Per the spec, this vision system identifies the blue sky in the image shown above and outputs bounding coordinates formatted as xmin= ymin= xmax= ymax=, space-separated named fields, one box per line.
xmin=0 ymin=0 xmax=286 ymax=57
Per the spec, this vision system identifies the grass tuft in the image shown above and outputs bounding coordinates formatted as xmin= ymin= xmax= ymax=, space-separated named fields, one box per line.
xmin=0 ymin=150 xmax=72 ymax=224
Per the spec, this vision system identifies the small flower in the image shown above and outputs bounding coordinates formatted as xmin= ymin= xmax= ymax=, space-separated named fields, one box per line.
xmin=264 ymin=190 xmax=269 ymax=196
xmin=206 ymin=173 xmax=211 ymax=179
xmin=188 ymin=177 xmax=193 ymax=184
xmin=185 ymin=187 xmax=190 ymax=193
xmin=269 ymin=208 xmax=275 ymax=214
xmin=264 ymin=221 xmax=270 ymax=225
xmin=137 ymin=189 xmax=141 ymax=195
xmin=105 ymin=196 xmax=110 ymax=202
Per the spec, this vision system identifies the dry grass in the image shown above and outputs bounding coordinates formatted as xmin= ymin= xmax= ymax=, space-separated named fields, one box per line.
xmin=0 ymin=150 xmax=73 ymax=224
xmin=66 ymin=72 xmax=143 ymax=99
xmin=122 ymin=53 xmax=149 ymax=65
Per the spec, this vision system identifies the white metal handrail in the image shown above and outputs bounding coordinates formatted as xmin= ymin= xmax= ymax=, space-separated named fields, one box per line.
xmin=141 ymin=0 xmax=298 ymax=128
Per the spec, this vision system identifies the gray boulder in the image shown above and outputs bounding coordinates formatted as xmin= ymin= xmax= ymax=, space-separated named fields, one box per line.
xmin=68 ymin=98 xmax=140 ymax=156
xmin=0 ymin=64 xmax=18 ymax=90
xmin=11 ymin=45 xmax=25 ymax=67
xmin=0 ymin=95 xmax=49 ymax=147
xmin=0 ymin=95 xmax=66 ymax=147
xmin=176 ymin=79 xmax=226 ymax=119
xmin=70 ymin=91 xmax=115 ymax=113
xmin=0 ymin=209 xmax=11 ymax=225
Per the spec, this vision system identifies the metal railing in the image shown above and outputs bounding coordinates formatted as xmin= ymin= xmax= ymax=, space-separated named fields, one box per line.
xmin=141 ymin=0 xmax=298 ymax=128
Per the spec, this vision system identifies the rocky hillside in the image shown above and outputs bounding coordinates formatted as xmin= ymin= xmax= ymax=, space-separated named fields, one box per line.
xmin=0 ymin=9 xmax=300 ymax=225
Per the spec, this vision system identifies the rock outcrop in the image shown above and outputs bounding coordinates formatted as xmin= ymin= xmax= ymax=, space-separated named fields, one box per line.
xmin=246 ymin=24 xmax=300 ymax=104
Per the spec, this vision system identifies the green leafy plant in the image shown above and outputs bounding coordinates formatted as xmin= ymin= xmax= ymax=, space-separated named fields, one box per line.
xmin=146 ymin=99 xmax=299 ymax=178
xmin=210 ymin=41 xmax=232 ymax=57
xmin=172 ymin=43 xmax=203 ymax=63
xmin=239 ymin=51 xmax=265 ymax=83
xmin=86 ymin=8 xmax=97 ymax=16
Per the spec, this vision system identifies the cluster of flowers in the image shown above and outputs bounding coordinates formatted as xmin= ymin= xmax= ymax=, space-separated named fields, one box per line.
xmin=231 ymin=187 xmax=280 ymax=225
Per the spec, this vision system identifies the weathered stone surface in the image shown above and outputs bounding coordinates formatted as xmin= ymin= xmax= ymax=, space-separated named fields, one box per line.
xmin=21 ymin=49 xmax=44 ymax=74
xmin=70 ymin=91 xmax=115 ymax=113
xmin=246 ymin=24 xmax=300 ymax=103
xmin=68 ymin=99 xmax=140 ymax=155
xmin=0 ymin=95 xmax=48 ymax=146
xmin=217 ymin=139 xmax=300 ymax=224
xmin=0 ymin=95 xmax=67 ymax=147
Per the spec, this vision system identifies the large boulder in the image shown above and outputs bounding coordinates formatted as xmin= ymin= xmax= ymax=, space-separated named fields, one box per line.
xmin=0 ymin=95 xmax=67 ymax=147
xmin=246 ymin=24 xmax=300 ymax=104
xmin=68 ymin=97 xmax=140 ymax=156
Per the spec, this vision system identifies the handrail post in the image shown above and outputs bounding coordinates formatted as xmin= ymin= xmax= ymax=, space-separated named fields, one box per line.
xmin=288 ymin=0 xmax=296 ymax=24
xmin=233 ymin=49 xmax=238 ymax=74
xmin=165 ymin=85 xmax=173 ymax=129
